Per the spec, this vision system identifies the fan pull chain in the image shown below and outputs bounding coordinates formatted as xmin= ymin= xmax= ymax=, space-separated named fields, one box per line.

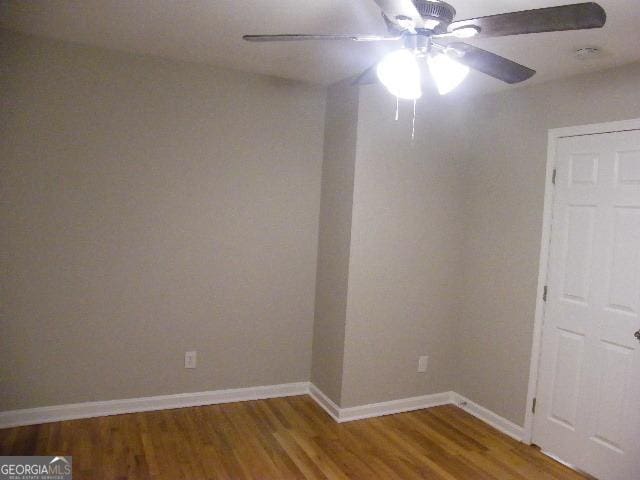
xmin=395 ymin=96 xmax=399 ymax=121
xmin=411 ymin=99 xmax=416 ymax=141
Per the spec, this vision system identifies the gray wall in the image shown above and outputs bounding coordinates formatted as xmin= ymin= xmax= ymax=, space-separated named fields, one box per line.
xmin=311 ymin=83 xmax=467 ymax=408
xmin=310 ymin=81 xmax=359 ymax=404
xmin=0 ymin=31 xmax=326 ymax=410
xmin=4 ymin=27 xmax=640 ymax=424
xmin=313 ymin=63 xmax=640 ymax=417
xmin=339 ymin=86 xmax=467 ymax=407
xmin=454 ymin=62 xmax=640 ymax=425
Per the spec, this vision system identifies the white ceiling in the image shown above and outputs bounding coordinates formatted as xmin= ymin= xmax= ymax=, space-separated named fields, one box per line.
xmin=1 ymin=0 xmax=639 ymax=93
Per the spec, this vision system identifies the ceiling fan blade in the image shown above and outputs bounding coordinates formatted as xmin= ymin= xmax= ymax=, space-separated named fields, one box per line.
xmin=243 ymin=34 xmax=400 ymax=42
xmin=352 ymin=64 xmax=379 ymax=85
xmin=372 ymin=0 xmax=424 ymax=29
xmin=445 ymin=42 xmax=536 ymax=84
xmin=448 ymin=2 xmax=606 ymax=38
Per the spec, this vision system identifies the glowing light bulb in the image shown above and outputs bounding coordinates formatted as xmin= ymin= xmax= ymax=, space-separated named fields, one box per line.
xmin=376 ymin=49 xmax=422 ymax=100
xmin=450 ymin=26 xmax=480 ymax=38
xmin=427 ymin=53 xmax=469 ymax=95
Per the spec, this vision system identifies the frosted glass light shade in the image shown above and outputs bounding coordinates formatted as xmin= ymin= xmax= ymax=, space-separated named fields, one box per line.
xmin=376 ymin=49 xmax=422 ymax=100
xmin=427 ymin=53 xmax=469 ymax=95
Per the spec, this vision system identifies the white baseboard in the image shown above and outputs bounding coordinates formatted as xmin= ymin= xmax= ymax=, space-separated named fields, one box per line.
xmin=0 ymin=382 xmax=310 ymax=429
xmin=339 ymin=391 xmax=454 ymax=422
xmin=1 ymin=382 xmax=525 ymax=443
xmin=450 ymin=392 xmax=524 ymax=441
xmin=308 ymin=384 xmax=341 ymax=422
xmin=308 ymin=385 xmax=524 ymax=441
xmin=309 ymin=384 xmax=452 ymax=423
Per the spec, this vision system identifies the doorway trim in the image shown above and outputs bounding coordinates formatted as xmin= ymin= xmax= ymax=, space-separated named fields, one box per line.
xmin=522 ymin=117 xmax=640 ymax=444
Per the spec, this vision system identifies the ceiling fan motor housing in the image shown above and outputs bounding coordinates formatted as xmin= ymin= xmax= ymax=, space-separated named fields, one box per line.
xmin=414 ymin=0 xmax=456 ymax=32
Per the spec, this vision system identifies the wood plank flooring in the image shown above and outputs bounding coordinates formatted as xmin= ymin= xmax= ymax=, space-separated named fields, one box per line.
xmin=0 ymin=395 xmax=587 ymax=479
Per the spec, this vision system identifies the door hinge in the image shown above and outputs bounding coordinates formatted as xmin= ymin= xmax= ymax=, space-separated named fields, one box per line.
xmin=543 ymin=286 xmax=548 ymax=302
xmin=552 ymin=169 xmax=557 ymax=185
xmin=532 ymin=397 xmax=537 ymax=414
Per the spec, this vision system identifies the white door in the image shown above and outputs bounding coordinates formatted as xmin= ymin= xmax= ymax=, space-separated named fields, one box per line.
xmin=533 ymin=129 xmax=640 ymax=480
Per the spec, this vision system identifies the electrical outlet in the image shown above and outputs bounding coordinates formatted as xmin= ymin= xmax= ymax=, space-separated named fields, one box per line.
xmin=185 ymin=351 xmax=197 ymax=369
xmin=418 ymin=355 xmax=429 ymax=373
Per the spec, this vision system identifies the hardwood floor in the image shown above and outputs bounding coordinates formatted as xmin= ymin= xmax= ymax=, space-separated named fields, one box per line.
xmin=0 ymin=395 xmax=587 ymax=479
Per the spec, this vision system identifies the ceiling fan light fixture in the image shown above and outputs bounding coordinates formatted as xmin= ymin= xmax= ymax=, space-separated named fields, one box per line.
xmin=376 ymin=49 xmax=422 ymax=100
xmin=427 ymin=52 xmax=469 ymax=95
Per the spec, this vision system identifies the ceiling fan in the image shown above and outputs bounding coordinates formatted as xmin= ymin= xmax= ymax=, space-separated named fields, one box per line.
xmin=243 ymin=1 xmax=606 ymax=99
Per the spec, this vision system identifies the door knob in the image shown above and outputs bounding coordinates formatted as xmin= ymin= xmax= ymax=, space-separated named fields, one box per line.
xmin=635 ymin=329 xmax=640 ymax=343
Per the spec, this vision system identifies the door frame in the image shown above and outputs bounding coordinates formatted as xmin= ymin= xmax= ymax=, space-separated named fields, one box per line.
xmin=522 ymin=117 xmax=640 ymax=444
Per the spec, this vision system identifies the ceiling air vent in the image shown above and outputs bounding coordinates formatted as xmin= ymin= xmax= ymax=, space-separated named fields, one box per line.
xmin=575 ymin=47 xmax=602 ymax=60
